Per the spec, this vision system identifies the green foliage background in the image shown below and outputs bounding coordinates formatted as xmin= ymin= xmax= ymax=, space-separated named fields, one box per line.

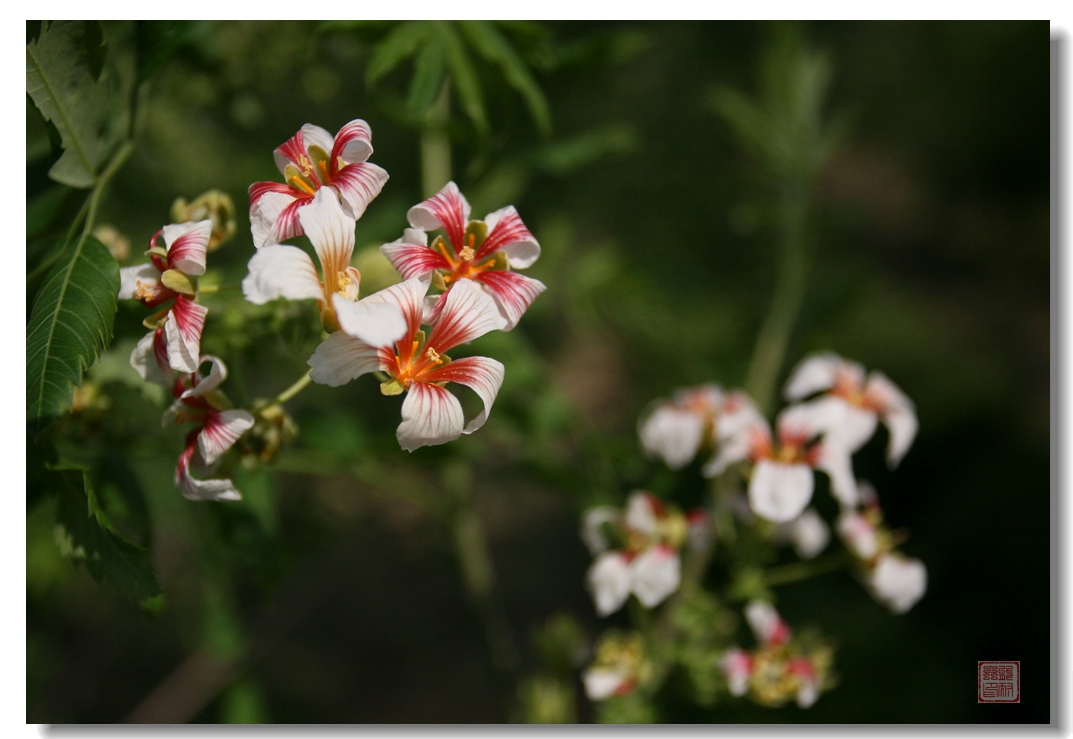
xmin=26 ymin=20 xmax=1050 ymax=723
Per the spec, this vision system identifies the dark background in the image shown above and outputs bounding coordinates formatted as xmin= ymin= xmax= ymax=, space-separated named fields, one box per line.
xmin=26 ymin=20 xmax=1051 ymax=723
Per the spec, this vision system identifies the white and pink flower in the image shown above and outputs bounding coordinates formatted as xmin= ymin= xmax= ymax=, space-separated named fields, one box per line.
xmin=308 ymin=276 xmax=507 ymax=451
xmin=248 ymin=119 xmax=388 ymax=247
xmin=243 ymin=188 xmax=407 ymax=341
xmin=118 ymin=220 xmax=212 ymax=376
xmin=867 ymin=552 xmax=928 ymax=614
xmin=380 ymin=182 xmax=545 ymax=331
xmin=703 ymin=402 xmax=858 ymax=522
xmin=784 ymin=352 xmax=918 ymax=467
xmin=162 ymin=356 xmax=254 ymax=502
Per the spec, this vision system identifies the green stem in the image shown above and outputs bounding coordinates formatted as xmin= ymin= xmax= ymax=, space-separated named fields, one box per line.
xmin=83 ymin=141 xmax=136 ymax=239
xmin=198 ymin=283 xmax=242 ymax=294
xmin=762 ymin=551 xmax=853 ymax=587
xmin=273 ymin=370 xmax=313 ymax=405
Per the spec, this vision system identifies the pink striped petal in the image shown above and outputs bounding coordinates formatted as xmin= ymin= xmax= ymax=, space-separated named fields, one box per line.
xmin=176 ymin=440 xmax=242 ymax=502
xmin=249 ymin=180 xmax=299 ymax=207
xmin=407 ymin=181 xmax=470 ymax=249
xmin=130 ymin=329 xmax=172 ymax=387
xmin=426 ymin=279 xmax=506 ymax=353
xmin=301 ymin=124 xmax=334 ymax=160
xmin=396 ymin=381 xmax=465 ymax=452
xmin=476 ymin=270 xmax=546 ymax=331
xmin=182 ymin=355 xmax=228 ymax=399
xmin=242 ymin=245 xmax=324 ymax=305
xmin=198 ymin=409 xmax=255 ymax=465
xmin=478 ymin=205 xmax=540 ymax=267
xmin=332 ymin=162 xmax=388 ymax=221
xmin=330 ymin=119 xmax=374 ymax=164
xmin=299 ymin=189 xmax=355 ymax=282
xmin=273 ymin=127 xmax=309 ymax=174
xmin=380 ymin=241 xmax=450 ymax=280
xmin=358 ymin=277 xmax=430 ymax=343
xmin=164 ymin=295 xmax=208 ymax=373
xmin=251 ymin=191 xmax=308 ymax=248
xmin=163 ymin=220 xmax=211 ymax=275
xmin=420 ymin=356 xmax=504 ymax=434
xmin=308 ymin=330 xmax=385 ymax=387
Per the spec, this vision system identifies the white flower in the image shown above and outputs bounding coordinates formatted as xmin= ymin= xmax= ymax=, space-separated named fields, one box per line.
xmin=780 ymin=508 xmax=830 ymax=560
xmin=744 ymin=600 xmax=791 ymax=647
xmin=868 ymin=553 xmax=927 ymax=614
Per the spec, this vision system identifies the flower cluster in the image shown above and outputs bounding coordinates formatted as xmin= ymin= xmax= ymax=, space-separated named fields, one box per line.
xmin=582 ymin=631 xmax=652 ymax=701
xmin=581 ymin=492 xmax=706 ymax=616
xmin=720 ymin=601 xmax=833 ymax=709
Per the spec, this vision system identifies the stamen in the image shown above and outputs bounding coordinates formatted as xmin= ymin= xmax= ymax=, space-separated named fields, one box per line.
xmin=319 ymin=159 xmax=331 ymax=184
xmin=336 ymin=272 xmax=352 ymax=292
xmin=134 ymin=281 xmax=154 ymax=302
xmin=459 ymin=246 xmax=475 ymax=261
xmin=425 ymin=347 xmax=443 ymax=364
xmin=287 ymin=175 xmax=317 ymax=196
xmin=298 ymin=154 xmax=314 ymax=177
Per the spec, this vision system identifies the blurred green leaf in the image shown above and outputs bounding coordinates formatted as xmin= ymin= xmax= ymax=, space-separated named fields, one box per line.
xmin=136 ymin=20 xmax=204 ymax=84
xmin=531 ymin=124 xmax=638 ymax=175
xmin=94 ymin=453 xmax=152 ymax=547
xmin=365 ymin=21 xmax=430 ymax=87
xmin=436 ymin=22 xmax=488 ymax=136
xmin=458 ymin=20 xmax=551 ymax=136
xmin=26 ymin=21 xmax=108 ymax=188
xmin=53 ymin=464 xmax=162 ymax=602
xmin=26 ymin=186 xmax=71 ymax=242
xmin=26 ymin=235 xmax=120 ymax=420
xmin=407 ymin=34 xmax=446 ymax=116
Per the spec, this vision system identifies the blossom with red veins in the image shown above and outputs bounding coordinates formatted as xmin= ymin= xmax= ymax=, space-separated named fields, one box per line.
xmin=784 ymin=352 xmax=918 ymax=467
xmin=703 ymin=402 xmax=858 ymax=522
xmin=118 ymin=221 xmax=212 ymax=375
xmin=380 ymin=181 xmax=545 ymax=331
xmin=307 ymin=276 xmax=507 ymax=452
xmin=162 ymin=356 xmax=254 ymax=502
xmin=638 ymin=384 xmax=765 ymax=470
xmin=243 ymin=188 xmax=406 ymax=339
xmin=581 ymin=492 xmax=700 ymax=616
xmin=248 ymin=119 xmax=388 ymax=248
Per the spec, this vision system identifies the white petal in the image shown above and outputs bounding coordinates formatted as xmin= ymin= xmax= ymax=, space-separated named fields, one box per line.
xmin=483 ymin=205 xmax=541 ymax=269
xmin=582 ymin=668 xmax=627 ymax=701
xmin=307 ymin=330 xmax=383 ymax=387
xmin=407 ymin=180 xmax=471 ymax=233
xmin=813 ymin=444 xmax=859 ymax=507
xmin=784 ymin=353 xmax=862 ymax=401
xmin=836 ymin=511 xmax=879 ymax=559
xmin=868 ymin=553 xmax=927 ymax=614
xmin=176 ymin=446 xmax=242 ymax=502
xmin=182 ymin=355 xmax=228 ymax=398
xmin=250 ymin=191 xmax=301 ymax=248
xmin=163 ymin=297 xmax=208 ymax=373
xmin=866 ymin=372 xmax=918 ymax=466
xmin=788 ymin=396 xmax=877 ymax=454
xmin=357 ymin=276 xmax=430 ymax=338
xmin=426 ymin=278 xmax=507 ymax=352
xmin=702 ymin=428 xmax=758 ymax=478
xmin=242 ymin=245 xmax=324 ymax=304
xmin=796 ymin=679 xmax=820 ymax=708
xmin=301 ymin=123 xmax=335 ymax=157
xmin=788 ymin=508 xmax=830 ymax=560
xmin=744 ymin=600 xmax=790 ymax=645
xmin=715 ymin=391 xmax=766 ymax=442
xmin=396 ymin=382 xmax=465 ymax=452
xmin=580 ymin=506 xmax=621 ymax=556
xmin=720 ymin=649 xmax=753 ymax=697
xmin=299 ymin=188 xmax=355 ymax=280
xmin=629 ymin=546 xmax=681 ymax=608
xmin=332 ymin=292 xmax=408 ymax=348
xmin=420 ymin=356 xmax=504 ymax=435
xmin=625 ymin=492 xmax=659 ymax=536
xmin=118 ymin=264 xmax=160 ymax=300
xmin=586 ymin=552 xmax=631 ymax=617
xmin=163 ymin=220 xmax=211 ymax=275
xmin=130 ymin=330 xmax=170 ymax=387
xmin=198 ymin=409 xmax=255 ymax=465
xmin=638 ymin=404 xmax=706 ymax=470
xmin=748 ymin=460 xmax=814 ymax=523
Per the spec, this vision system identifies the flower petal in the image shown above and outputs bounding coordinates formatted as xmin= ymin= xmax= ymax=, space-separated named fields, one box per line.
xmin=702 ymin=421 xmax=769 ymax=478
xmin=625 ymin=492 xmax=660 ymax=536
xmin=163 ymin=220 xmax=211 ymax=276
xmin=788 ymin=508 xmax=830 ymax=560
xmin=380 ymin=239 xmax=450 ymax=281
xmin=580 ymin=506 xmax=621 ymax=556
xmin=396 ymin=382 xmax=465 ymax=452
xmin=299 ymin=188 xmax=355 ymax=282
xmin=242 ymin=245 xmax=324 ymax=304
xmin=744 ymin=600 xmax=791 ymax=646
xmin=813 ymin=443 xmax=859 ymax=507
xmin=836 ymin=510 xmax=879 ymax=559
xmin=868 ymin=553 xmax=927 ymax=613
xmin=582 ymin=668 xmax=628 ymax=701
xmin=418 ymin=356 xmax=504 ymax=434
xmin=300 ymin=123 xmax=335 ymax=162
xmin=748 ymin=459 xmax=813 ymax=523
xmin=198 ymin=409 xmax=255 ymax=465
xmin=407 ymin=181 xmax=470 ymax=249
xmin=478 ymin=205 xmax=540 ymax=267
xmin=330 ymin=119 xmax=373 ymax=163
xmin=251 ymin=191 xmax=306 ymax=248
xmin=356 ymin=276 xmax=429 ymax=340
xmin=332 ymin=292 xmax=408 ymax=348
xmin=586 ymin=551 xmax=631 ymax=616
xmin=629 ymin=545 xmax=681 ymax=608
xmin=164 ymin=296 xmax=208 ymax=373
xmin=476 ymin=270 xmax=546 ymax=331
xmin=182 ymin=355 xmax=228 ymax=398
xmin=249 ymin=180 xmax=298 ymax=207
xmin=426 ymin=278 xmax=507 ymax=352
xmin=865 ymin=372 xmax=918 ymax=467
xmin=720 ymin=649 xmax=753 ymax=697
xmin=118 ymin=263 xmax=160 ymax=300
xmin=716 ymin=391 xmax=767 ymax=442
xmin=308 ymin=330 xmax=384 ymax=387
xmin=130 ymin=329 xmax=171 ymax=387
xmin=333 ymin=162 xmax=389 ymax=221
xmin=273 ymin=127 xmax=309 ymax=173
xmin=791 ymin=395 xmax=878 ymax=453
xmin=176 ymin=443 xmax=242 ymax=502
xmin=638 ymin=404 xmax=706 ymax=470
xmin=784 ymin=352 xmax=859 ymax=400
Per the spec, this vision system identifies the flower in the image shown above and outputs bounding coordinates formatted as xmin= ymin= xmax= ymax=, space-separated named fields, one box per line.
xmin=582 ymin=632 xmax=650 ymax=701
xmin=162 ymin=356 xmax=254 ymax=501
xmin=171 ymin=189 xmax=237 ymax=251
xmin=776 ymin=507 xmax=831 ymax=560
xmin=307 ymin=276 xmax=507 ymax=451
xmin=118 ymin=221 xmax=212 ymax=375
xmin=868 ymin=552 xmax=927 ymax=614
xmin=784 ymin=352 xmax=918 ymax=467
xmin=243 ymin=188 xmax=407 ymax=338
xmin=581 ymin=492 xmax=697 ymax=616
xmin=638 ymin=385 xmax=765 ymax=470
xmin=703 ymin=401 xmax=858 ymax=522
xmin=248 ymin=119 xmax=388 ymax=248
xmin=380 ymin=182 xmax=545 ymax=330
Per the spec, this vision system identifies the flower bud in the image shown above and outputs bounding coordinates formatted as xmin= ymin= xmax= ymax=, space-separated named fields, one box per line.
xmin=170 ymin=190 xmax=237 ymax=251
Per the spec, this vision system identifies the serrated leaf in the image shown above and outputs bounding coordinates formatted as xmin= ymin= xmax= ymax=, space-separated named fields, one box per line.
xmin=26 ymin=21 xmax=108 ymax=188
xmin=26 ymin=234 xmax=120 ymax=420
xmin=458 ymin=20 xmax=551 ymax=136
xmin=53 ymin=464 xmax=162 ymax=602
xmin=365 ymin=21 xmax=430 ymax=87
xmin=407 ymin=35 xmax=446 ymax=116
xmin=436 ymin=22 xmax=488 ymax=136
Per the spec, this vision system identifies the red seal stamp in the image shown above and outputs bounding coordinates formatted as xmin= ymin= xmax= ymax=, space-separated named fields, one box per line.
xmin=978 ymin=661 xmax=1019 ymax=703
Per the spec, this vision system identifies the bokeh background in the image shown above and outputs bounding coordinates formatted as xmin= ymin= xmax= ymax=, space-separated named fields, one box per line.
xmin=26 ymin=20 xmax=1050 ymax=723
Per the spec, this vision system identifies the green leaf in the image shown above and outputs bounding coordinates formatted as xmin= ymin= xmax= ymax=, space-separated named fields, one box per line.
xmin=135 ymin=20 xmax=204 ymax=84
xmin=407 ymin=35 xmax=446 ymax=116
xmin=26 ymin=21 xmax=108 ymax=188
xmin=436 ymin=22 xmax=488 ymax=136
xmin=53 ymin=464 xmax=162 ymax=602
xmin=458 ymin=20 xmax=551 ymax=136
xmin=26 ymin=235 xmax=120 ymax=420
xmin=365 ymin=21 xmax=430 ymax=87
